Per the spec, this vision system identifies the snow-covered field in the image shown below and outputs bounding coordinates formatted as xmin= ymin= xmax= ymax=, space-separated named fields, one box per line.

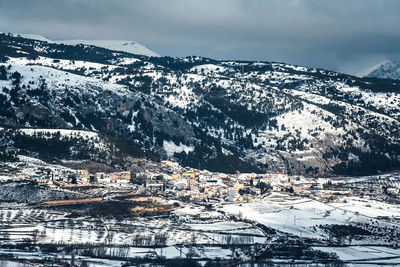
xmin=0 ymin=187 xmax=398 ymax=265
xmin=221 ymin=193 xmax=400 ymax=240
xmin=330 ymin=196 xmax=400 ymax=218
xmin=0 ymin=155 xmax=75 ymax=180
xmin=314 ymin=246 xmax=400 ymax=264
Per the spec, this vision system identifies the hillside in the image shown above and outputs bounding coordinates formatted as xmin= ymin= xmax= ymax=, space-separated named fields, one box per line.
xmin=1 ymin=33 xmax=400 ymax=176
xmin=60 ymin=39 xmax=160 ymax=57
xmin=367 ymin=59 xmax=400 ymax=80
xmin=15 ymin=33 xmax=160 ymax=57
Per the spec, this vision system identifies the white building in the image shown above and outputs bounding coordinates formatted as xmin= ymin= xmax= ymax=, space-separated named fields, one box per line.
xmin=96 ymin=172 xmax=112 ymax=184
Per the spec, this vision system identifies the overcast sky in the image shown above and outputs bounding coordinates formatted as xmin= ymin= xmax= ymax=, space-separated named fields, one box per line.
xmin=0 ymin=0 xmax=399 ymax=75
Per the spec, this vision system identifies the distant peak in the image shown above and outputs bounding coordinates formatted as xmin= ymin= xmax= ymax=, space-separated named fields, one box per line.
xmin=14 ymin=33 xmax=53 ymax=43
xmin=367 ymin=59 xmax=400 ymax=80
xmin=59 ymin=39 xmax=160 ymax=57
xmin=8 ymin=33 xmax=160 ymax=57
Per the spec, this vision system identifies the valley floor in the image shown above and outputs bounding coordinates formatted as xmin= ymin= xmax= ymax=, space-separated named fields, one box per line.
xmin=0 ymin=177 xmax=398 ymax=266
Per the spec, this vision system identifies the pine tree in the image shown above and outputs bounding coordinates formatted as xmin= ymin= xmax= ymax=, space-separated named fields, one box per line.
xmin=0 ymin=66 xmax=7 ymax=80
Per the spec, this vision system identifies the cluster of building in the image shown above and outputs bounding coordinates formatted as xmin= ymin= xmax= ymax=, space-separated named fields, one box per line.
xmin=136 ymin=167 xmax=352 ymax=203
xmin=30 ymin=169 xmax=131 ymax=186
xmin=27 ymin=160 xmax=361 ymax=204
xmin=78 ymin=170 xmax=131 ymax=184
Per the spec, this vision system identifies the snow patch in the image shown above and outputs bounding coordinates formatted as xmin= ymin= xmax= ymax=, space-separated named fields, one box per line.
xmin=163 ymin=141 xmax=194 ymax=157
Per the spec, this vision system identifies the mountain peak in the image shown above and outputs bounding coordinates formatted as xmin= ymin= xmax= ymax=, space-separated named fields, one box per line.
xmin=60 ymin=39 xmax=160 ymax=57
xmin=367 ymin=59 xmax=400 ymax=80
xmin=13 ymin=33 xmax=160 ymax=57
xmin=16 ymin=33 xmax=53 ymax=43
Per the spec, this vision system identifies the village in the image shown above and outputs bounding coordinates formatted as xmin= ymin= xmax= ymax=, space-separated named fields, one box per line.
xmin=19 ymin=160 xmax=400 ymax=209
xmin=1 ymin=161 xmax=400 ymax=266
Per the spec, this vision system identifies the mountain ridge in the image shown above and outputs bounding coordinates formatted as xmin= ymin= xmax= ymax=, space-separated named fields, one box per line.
xmin=13 ymin=33 xmax=160 ymax=57
xmin=1 ymin=33 xmax=400 ymax=176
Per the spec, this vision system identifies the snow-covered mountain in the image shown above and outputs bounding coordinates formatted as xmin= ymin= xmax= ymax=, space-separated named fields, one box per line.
xmin=15 ymin=34 xmax=53 ymax=43
xmin=1 ymin=33 xmax=400 ymax=176
xmin=60 ymin=40 xmax=160 ymax=57
xmin=367 ymin=59 xmax=400 ymax=80
xmin=15 ymin=33 xmax=160 ymax=57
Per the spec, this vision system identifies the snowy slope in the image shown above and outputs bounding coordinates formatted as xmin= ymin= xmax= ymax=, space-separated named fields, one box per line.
xmin=1 ymin=33 xmax=400 ymax=175
xmin=367 ymin=59 xmax=400 ymax=80
xmin=15 ymin=33 xmax=159 ymax=57
xmin=60 ymin=40 xmax=160 ymax=57
xmin=16 ymin=33 xmax=53 ymax=43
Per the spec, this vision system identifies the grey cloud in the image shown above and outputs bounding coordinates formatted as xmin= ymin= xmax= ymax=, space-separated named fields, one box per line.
xmin=0 ymin=0 xmax=399 ymax=75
